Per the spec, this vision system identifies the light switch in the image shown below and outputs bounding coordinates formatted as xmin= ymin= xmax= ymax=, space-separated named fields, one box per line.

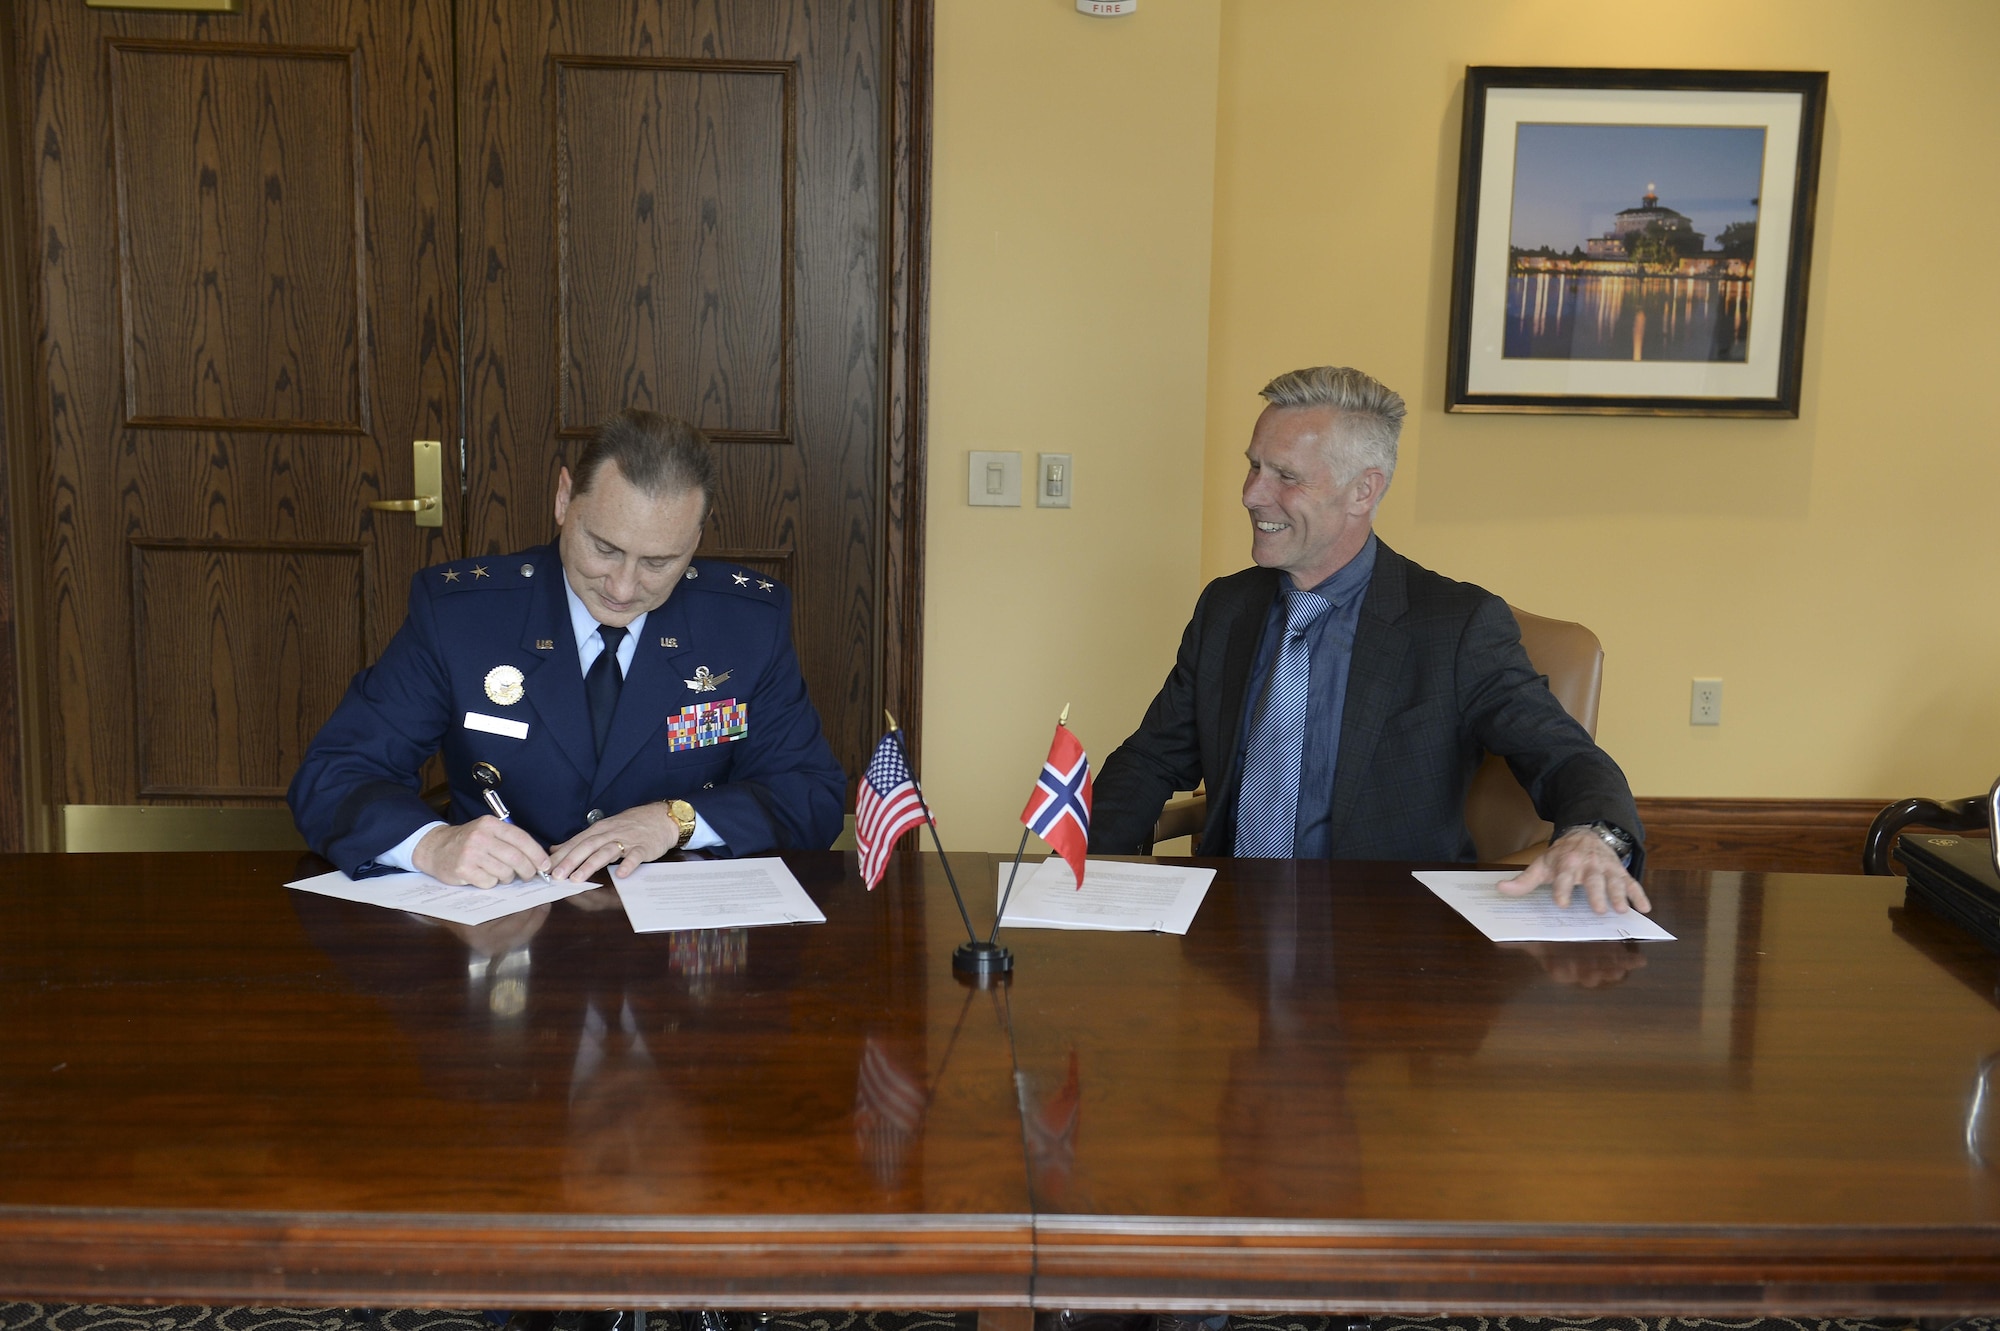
xmin=1037 ymin=452 xmax=1073 ymax=508
xmin=967 ymin=451 xmax=1021 ymax=507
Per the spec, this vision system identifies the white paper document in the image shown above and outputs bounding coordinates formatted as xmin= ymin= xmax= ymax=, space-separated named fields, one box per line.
xmin=1412 ymin=869 xmax=1676 ymax=942
xmin=612 ymin=857 xmax=827 ymax=932
xmin=996 ymin=856 xmax=1216 ymax=934
xmin=286 ymin=868 xmax=596 ymax=926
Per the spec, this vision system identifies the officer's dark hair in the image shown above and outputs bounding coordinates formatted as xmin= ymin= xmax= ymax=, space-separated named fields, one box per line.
xmin=571 ymin=408 xmax=716 ymax=512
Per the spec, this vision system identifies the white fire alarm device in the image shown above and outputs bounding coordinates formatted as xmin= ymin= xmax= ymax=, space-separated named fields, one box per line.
xmin=1077 ymin=0 xmax=1137 ymax=15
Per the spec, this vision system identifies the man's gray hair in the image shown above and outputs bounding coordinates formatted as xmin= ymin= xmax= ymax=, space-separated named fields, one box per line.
xmin=1258 ymin=365 xmax=1405 ymax=483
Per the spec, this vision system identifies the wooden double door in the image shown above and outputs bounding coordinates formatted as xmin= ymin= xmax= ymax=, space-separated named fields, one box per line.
xmin=8 ymin=0 xmax=927 ymax=845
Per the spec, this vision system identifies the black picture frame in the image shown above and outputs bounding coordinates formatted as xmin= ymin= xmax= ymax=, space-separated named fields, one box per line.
xmin=1445 ymin=67 xmax=1828 ymax=417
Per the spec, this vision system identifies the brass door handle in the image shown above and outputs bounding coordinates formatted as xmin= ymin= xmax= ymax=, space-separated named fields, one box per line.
xmin=368 ymin=441 xmax=444 ymax=528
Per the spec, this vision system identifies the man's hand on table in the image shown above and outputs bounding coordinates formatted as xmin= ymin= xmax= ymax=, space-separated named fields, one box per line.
xmin=550 ymin=801 xmax=683 ymax=882
xmin=412 ymin=816 xmax=552 ymax=888
xmin=1496 ymin=827 xmax=1650 ymax=915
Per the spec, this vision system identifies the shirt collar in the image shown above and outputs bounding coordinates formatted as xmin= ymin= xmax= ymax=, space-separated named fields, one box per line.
xmin=1292 ymin=531 xmax=1379 ymax=610
xmin=561 ymin=569 xmax=647 ymax=658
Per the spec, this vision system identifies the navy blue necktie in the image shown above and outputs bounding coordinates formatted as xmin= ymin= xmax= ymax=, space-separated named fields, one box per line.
xmin=585 ymin=624 xmax=628 ymax=758
xmin=1235 ymin=590 xmax=1330 ymax=857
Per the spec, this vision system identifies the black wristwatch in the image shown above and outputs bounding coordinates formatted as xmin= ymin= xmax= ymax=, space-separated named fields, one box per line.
xmin=1557 ymin=820 xmax=1635 ymax=861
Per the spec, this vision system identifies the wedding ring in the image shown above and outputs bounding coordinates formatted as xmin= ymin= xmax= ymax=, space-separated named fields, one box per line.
xmin=615 ymin=841 xmax=626 ymax=855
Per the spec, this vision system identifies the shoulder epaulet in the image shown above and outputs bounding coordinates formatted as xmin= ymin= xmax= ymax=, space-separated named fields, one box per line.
xmin=427 ymin=553 xmax=546 ymax=594
xmin=681 ymin=558 xmax=786 ymax=603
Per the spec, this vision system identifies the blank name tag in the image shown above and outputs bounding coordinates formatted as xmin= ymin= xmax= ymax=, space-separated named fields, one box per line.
xmin=464 ymin=710 xmax=529 ymax=740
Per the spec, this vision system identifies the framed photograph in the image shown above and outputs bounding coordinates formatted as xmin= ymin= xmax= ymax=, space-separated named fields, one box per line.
xmin=1446 ymin=67 xmax=1828 ymax=417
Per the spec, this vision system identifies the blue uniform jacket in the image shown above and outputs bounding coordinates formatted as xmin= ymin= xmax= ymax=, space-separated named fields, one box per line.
xmin=288 ymin=546 xmax=847 ymax=876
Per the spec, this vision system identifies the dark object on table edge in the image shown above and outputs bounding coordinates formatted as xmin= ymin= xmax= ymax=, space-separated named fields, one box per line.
xmin=1863 ymin=778 xmax=2000 ymax=876
xmin=1897 ymin=830 xmax=2000 ymax=955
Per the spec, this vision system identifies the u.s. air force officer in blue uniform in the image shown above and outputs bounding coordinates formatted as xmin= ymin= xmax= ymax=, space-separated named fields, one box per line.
xmin=289 ymin=408 xmax=846 ymax=886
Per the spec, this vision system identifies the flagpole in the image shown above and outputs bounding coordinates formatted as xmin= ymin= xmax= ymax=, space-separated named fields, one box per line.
xmin=989 ymin=702 xmax=1073 ymax=946
xmin=988 ymin=826 xmax=1031 ymax=946
xmin=885 ymin=710 xmax=981 ymax=948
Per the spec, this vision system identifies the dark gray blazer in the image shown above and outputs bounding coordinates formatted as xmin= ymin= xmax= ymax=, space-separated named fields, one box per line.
xmin=1088 ymin=541 xmax=1645 ymax=869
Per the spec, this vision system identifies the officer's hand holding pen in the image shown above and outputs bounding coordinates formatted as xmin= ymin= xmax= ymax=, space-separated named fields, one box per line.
xmin=477 ymin=785 xmax=554 ymax=883
xmin=410 ymin=816 xmax=553 ymax=888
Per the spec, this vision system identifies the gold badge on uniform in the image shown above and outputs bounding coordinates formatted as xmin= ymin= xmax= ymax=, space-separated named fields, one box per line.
xmin=683 ymin=665 xmax=732 ymax=693
xmin=484 ymin=664 xmax=526 ymax=705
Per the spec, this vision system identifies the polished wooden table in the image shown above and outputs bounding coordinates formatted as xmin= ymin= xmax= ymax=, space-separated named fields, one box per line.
xmin=0 ymin=851 xmax=1031 ymax=1310
xmin=1005 ymin=861 xmax=2000 ymax=1315
xmin=3 ymin=852 xmax=1999 ymax=1316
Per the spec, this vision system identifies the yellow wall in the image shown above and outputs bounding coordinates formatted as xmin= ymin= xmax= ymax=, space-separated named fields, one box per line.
xmin=1202 ymin=0 xmax=2000 ymax=800
xmin=927 ymin=0 xmax=2000 ymax=850
xmin=922 ymin=0 xmax=1223 ymax=849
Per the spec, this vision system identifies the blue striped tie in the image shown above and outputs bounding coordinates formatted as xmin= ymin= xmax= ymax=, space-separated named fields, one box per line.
xmin=1235 ymin=589 xmax=1331 ymax=858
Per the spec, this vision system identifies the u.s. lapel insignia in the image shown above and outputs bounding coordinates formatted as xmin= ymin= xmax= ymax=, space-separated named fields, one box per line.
xmin=661 ymin=636 xmax=678 ymax=648
xmin=684 ymin=665 xmax=733 ymax=693
xmin=535 ymin=638 xmax=555 ymax=651
xmin=484 ymin=664 xmax=526 ymax=705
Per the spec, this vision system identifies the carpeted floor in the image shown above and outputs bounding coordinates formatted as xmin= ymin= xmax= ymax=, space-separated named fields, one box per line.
xmin=1 ymin=1308 xmax=1990 ymax=1331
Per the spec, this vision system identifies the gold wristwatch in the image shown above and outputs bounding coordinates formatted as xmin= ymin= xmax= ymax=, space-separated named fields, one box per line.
xmin=665 ymin=798 xmax=697 ymax=850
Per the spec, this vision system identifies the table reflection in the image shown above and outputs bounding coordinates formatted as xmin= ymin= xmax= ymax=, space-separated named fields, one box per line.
xmin=286 ymin=864 xmax=952 ymax=1213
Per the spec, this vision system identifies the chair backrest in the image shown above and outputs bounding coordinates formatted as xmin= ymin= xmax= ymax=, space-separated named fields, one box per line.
xmin=1462 ymin=605 xmax=1605 ymax=863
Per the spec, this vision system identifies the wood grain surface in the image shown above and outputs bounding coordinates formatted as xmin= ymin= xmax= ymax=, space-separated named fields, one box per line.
xmin=881 ymin=0 xmax=932 ymax=771
xmin=0 ymin=850 xmax=1030 ymax=1306
xmin=24 ymin=0 xmax=461 ymax=807
xmin=1637 ymin=798 xmax=1892 ymax=875
xmin=1004 ymin=859 xmax=2000 ymax=1313
xmin=8 ymin=852 xmax=1996 ymax=1313
xmin=458 ymin=1 xmax=887 ymax=793
xmin=130 ymin=539 xmax=368 ymax=796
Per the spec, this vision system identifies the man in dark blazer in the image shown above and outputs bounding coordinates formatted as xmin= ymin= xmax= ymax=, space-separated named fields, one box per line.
xmin=1089 ymin=366 xmax=1648 ymax=914
xmin=289 ymin=408 xmax=845 ymax=886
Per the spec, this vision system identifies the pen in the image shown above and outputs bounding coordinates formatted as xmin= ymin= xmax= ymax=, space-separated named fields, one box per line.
xmin=483 ymin=789 xmax=554 ymax=883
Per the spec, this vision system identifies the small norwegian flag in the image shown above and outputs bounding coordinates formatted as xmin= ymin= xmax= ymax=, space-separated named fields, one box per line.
xmin=1021 ymin=722 xmax=1092 ymax=888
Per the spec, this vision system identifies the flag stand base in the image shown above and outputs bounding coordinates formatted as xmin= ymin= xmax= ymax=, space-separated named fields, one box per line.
xmin=952 ymin=940 xmax=1014 ymax=978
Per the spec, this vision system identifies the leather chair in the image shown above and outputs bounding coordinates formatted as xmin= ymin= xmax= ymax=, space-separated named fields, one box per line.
xmin=1150 ymin=604 xmax=1606 ymax=864
xmin=1862 ymin=776 xmax=2000 ymax=875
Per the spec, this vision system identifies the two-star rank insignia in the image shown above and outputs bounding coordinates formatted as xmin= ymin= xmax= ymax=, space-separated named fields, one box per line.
xmin=441 ymin=568 xmax=460 ymax=583
xmin=732 ymin=572 xmax=750 ymax=586
xmin=756 ymin=579 xmax=774 ymax=592
xmin=471 ymin=564 xmax=490 ymax=579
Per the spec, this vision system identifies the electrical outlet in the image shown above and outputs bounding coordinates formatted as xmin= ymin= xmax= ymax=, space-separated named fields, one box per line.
xmin=1691 ymin=678 xmax=1722 ymax=726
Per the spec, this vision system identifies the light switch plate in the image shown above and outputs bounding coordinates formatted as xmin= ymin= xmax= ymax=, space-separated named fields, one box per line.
xmin=1037 ymin=452 xmax=1073 ymax=508
xmin=967 ymin=451 xmax=1021 ymax=507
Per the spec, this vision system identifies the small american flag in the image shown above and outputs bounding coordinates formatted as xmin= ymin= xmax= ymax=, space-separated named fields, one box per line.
xmin=856 ymin=731 xmax=929 ymax=889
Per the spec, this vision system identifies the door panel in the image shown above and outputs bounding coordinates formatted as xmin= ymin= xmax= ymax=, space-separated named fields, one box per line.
xmin=461 ymin=1 xmax=884 ymax=790
xmin=111 ymin=42 xmax=368 ymax=433
xmin=555 ymin=58 xmax=790 ymax=440
xmin=25 ymin=1 xmax=459 ymax=808
xmin=131 ymin=539 xmax=368 ymax=797
xmin=18 ymin=0 xmax=917 ymax=830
